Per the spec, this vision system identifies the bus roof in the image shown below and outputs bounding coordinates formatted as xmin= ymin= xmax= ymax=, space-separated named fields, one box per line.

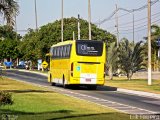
xmin=51 ymin=40 xmax=104 ymax=47
xmin=51 ymin=40 xmax=74 ymax=47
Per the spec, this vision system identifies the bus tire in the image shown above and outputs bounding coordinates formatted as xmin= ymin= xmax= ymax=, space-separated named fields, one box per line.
xmin=51 ymin=82 xmax=56 ymax=86
xmin=63 ymin=75 xmax=67 ymax=88
xmin=50 ymin=75 xmax=56 ymax=86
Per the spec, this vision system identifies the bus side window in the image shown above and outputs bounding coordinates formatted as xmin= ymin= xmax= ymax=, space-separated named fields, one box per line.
xmin=56 ymin=47 xmax=58 ymax=58
xmin=54 ymin=47 xmax=56 ymax=58
xmin=52 ymin=48 xmax=54 ymax=59
xmin=59 ymin=47 xmax=61 ymax=58
xmin=66 ymin=45 xmax=69 ymax=58
xmin=57 ymin=47 xmax=60 ymax=58
xmin=60 ymin=46 xmax=63 ymax=58
xmin=63 ymin=46 xmax=66 ymax=58
xmin=67 ymin=45 xmax=71 ymax=58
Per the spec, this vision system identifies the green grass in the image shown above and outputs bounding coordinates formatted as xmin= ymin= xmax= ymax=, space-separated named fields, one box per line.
xmin=106 ymin=76 xmax=160 ymax=94
xmin=0 ymin=78 xmax=138 ymax=120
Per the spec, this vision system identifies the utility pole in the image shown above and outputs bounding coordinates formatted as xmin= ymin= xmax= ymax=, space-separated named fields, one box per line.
xmin=78 ymin=14 xmax=80 ymax=40
xmin=115 ymin=4 xmax=119 ymax=47
xmin=15 ymin=16 xmax=19 ymax=66
xmin=15 ymin=16 xmax=17 ymax=41
xmin=115 ymin=4 xmax=120 ymax=76
xmin=61 ymin=0 xmax=64 ymax=42
xmin=148 ymin=0 xmax=152 ymax=85
xmin=73 ymin=31 xmax=75 ymax=40
xmin=34 ymin=0 xmax=38 ymax=30
xmin=88 ymin=0 xmax=91 ymax=40
xmin=132 ymin=11 xmax=135 ymax=44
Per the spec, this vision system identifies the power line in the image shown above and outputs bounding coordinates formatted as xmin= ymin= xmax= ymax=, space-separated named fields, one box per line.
xmin=119 ymin=18 xmax=160 ymax=31
xmin=117 ymin=19 xmax=160 ymax=34
xmin=119 ymin=11 xmax=160 ymax=27
xmin=119 ymin=27 xmax=147 ymax=34
xmin=105 ymin=11 xmax=160 ymax=30
xmin=119 ymin=18 xmax=160 ymax=32
xmin=95 ymin=0 xmax=159 ymax=25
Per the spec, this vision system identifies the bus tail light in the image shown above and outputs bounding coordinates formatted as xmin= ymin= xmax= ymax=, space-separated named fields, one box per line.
xmin=71 ymin=63 xmax=73 ymax=76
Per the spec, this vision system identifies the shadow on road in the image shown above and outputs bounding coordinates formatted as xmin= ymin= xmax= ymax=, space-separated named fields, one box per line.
xmin=55 ymin=85 xmax=117 ymax=92
xmin=97 ymin=86 xmax=117 ymax=91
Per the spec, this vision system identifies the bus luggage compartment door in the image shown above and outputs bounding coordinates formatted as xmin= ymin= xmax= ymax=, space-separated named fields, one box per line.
xmin=72 ymin=62 xmax=103 ymax=84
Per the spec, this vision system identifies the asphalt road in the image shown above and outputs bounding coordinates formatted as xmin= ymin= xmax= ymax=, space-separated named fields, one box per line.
xmin=3 ymin=70 xmax=160 ymax=115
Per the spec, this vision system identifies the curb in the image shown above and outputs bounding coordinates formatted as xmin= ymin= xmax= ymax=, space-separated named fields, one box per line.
xmin=12 ymin=69 xmax=48 ymax=77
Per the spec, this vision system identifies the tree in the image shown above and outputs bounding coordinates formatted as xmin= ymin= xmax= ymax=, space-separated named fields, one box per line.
xmin=0 ymin=0 xmax=19 ymax=27
xmin=106 ymin=42 xmax=118 ymax=80
xmin=0 ymin=25 xmax=20 ymax=39
xmin=0 ymin=25 xmax=21 ymax=62
xmin=151 ymin=25 xmax=160 ymax=71
xmin=19 ymin=17 xmax=116 ymax=62
xmin=118 ymin=38 xmax=145 ymax=80
xmin=18 ymin=29 xmax=39 ymax=64
xmin=143 ymin=24 xmax=160 ymax=71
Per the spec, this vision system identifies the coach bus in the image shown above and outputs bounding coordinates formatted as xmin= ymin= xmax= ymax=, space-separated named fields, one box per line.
xmin=48 ymin=40 xmax=106 ymax=89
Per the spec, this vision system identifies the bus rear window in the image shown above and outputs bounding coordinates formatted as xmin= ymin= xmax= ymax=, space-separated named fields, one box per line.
xmin=76 ymin=40 xmax=103 ymax=56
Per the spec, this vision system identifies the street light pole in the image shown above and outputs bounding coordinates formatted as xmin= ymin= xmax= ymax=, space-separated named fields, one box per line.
xmin=61 ymin=0 xmax=64 ymax=42
xmin=115 ymin=4 xmax=119 ymax=47
xmin=78 ymin=14 xmax=80 ymax=40
xmin=15 ymin=15 xmax=19 ymax=66
xmin=115 ymin=4 xmax=120 ymax=76
xmin=15 ymin=16 xmax=17 ymax=41
xmin=132 ymin=11 xmax=135 ymax=44
xmin=34 ymin=0 xmax=38 ymax=30
xmin=148 ymin=0 xmax=152 ymax=85
xmin=88 ymin=0 xmax=91 ymax=40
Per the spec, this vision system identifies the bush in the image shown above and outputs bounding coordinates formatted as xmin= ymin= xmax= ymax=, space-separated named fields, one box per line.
xmin=0 ymin=91 xmax=13 ymax=106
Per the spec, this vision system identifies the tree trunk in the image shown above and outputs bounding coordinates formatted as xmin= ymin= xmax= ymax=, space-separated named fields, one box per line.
xmin=109 ymin=66 xmax=113 ymax=80
xmin=153 ymin=50 xmax=156 ymax=71
xmin=127 ymin=71 xmax=133 ymax=80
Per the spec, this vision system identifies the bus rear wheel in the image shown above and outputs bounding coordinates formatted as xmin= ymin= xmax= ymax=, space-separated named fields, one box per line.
xmin=51 ymin=82 xmax=56 ymax=86
xmin=63 ymin=75 xmax=67 ymax=88
xmin=50 ymin=75 xmax=56 ymax=86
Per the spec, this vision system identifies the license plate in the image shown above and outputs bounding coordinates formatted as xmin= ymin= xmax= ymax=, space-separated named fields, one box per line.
xmin=86 ymin=79 xmax=91 ymax=82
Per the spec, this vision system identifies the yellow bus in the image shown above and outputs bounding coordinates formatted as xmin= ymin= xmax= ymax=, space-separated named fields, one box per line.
xmin=48 ymin=40 xmax=106 ymax=89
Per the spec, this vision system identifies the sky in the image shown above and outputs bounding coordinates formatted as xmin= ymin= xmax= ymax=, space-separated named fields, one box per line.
xmin=16 ymin=0 xmax=160 ymax=42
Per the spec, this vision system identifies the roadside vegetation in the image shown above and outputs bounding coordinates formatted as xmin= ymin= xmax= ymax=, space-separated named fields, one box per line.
xmin=0 ymin=91 xmax=13 ymax=106
xmin=106 ymin=39 xmax=145 ymax=80
xmin=106 ymin=77 xmax=160 ymax=94
xmin=0 ymin=78 xmax=138 ymax=120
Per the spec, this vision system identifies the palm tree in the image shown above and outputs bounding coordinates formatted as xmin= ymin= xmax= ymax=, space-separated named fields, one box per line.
xmin=151 ymin=25 xmax=160 ymax=71
xmin=118 ymin=38 xmax=145 ymax=80
xmin=151 ymin=25 xmax=160 ymax=39
xmin=143 ymin=24 xmax=160 ymax=71
xmin=0 ymin=0 xmax=19 ymax=27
